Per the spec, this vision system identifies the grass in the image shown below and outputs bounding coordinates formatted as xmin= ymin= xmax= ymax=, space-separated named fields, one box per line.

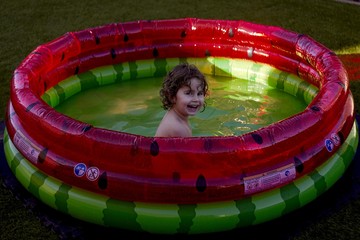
xmin=1 ymin=0 xmax=360 ymax=239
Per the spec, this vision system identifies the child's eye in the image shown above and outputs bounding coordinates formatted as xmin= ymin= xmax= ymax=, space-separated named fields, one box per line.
xmin=198 ymin=91 xmax=204 ymax=96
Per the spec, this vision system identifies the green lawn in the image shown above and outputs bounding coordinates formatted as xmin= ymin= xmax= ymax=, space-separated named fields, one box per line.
xmin=1 ymin=0 xmax=360 ymax=239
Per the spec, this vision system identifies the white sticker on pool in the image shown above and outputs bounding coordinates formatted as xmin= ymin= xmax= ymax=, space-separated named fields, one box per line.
xmin=14 ymin=131 xmax=40 ymax=164
xmin=243 ymin=163 xmax=296 ymax=195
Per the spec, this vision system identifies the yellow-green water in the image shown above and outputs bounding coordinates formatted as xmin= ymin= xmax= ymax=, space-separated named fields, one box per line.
xmin=55 ymin=75 xmax=307 ymax=137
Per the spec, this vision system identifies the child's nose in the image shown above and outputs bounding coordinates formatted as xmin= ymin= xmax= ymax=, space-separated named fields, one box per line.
xmin=193 ymin=94 xmax=200 ymax=101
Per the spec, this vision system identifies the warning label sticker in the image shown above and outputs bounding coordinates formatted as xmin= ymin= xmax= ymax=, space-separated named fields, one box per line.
xmin=243 ymin=164 xmax=296 ymax=195
xmin=14 ymin=131 xmax=40 ymax=164
xmin=86 ymin=166 xmax=100 ymax=181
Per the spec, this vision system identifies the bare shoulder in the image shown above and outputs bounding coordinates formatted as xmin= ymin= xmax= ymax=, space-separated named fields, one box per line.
xmin=155 ymin=113 xmax=191 ymax=137
xmin=155 ymin=121 xmax=184 ymax=137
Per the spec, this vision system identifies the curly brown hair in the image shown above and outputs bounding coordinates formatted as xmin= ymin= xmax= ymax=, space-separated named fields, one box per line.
xmin=159 ymin=63 xmax=209 ymax=110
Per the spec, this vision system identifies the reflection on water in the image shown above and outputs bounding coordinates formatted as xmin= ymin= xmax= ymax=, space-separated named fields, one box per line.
xmin=55 ymin=75 xmax=307 ymax=137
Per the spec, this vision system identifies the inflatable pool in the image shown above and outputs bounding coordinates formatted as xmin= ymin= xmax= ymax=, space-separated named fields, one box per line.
xmin=3 ymin=18 xmax=358 ymax=234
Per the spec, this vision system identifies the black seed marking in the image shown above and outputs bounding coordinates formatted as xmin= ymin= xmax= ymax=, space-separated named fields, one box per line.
xmin=62 ymin=120 xmax=71 ymax=131
xmin=150 ymin=140 xmax=159 ymax=156
xmin=196 ymin=174 xmax=207 ymax=192
xmin=181 ymin=30 xmax=187 ymax=38
xmin=204 ymin=139 xmax=212 ymax=152
xmin=173 ymin=172 xmax=181 ymax=183
xmin=26 ymin=102 xmax=40 ymax=112
xmin=310 ymin=106 xmax=320 ymax=112
xmin=81 ymin=125 xmax=92 ymax=132
xmin=153 ymin=47 xmax=159 ymax=57
xmin=338 ymin=131 xmax=345 ymax=144
xmin=9 ymin=111 xmax=16 ymax=118
xmin=337 ymin=81 xmax=345 ymax=89
xmin=98 ymin=172 xmax=108 ymax=190
xmin=251 ymin=133 xmax=263 ymax=144
xmin=95 ymin=35 xmax=100 ymax=45
xmin=110 ymin=48 xmax=116 ymax=59
xmin=38 ymin=148 xmax=48 ymax=163
xmin=294 ymin=157 xmax=304 ymax=173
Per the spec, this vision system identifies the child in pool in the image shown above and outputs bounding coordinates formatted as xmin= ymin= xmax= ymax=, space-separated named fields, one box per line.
xmin=155 ymin=63 xmax=209 ymax=137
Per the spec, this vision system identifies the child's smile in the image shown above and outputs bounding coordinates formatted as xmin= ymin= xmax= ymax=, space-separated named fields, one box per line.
xmin=173 ymin=77 xmax=205 ymax=117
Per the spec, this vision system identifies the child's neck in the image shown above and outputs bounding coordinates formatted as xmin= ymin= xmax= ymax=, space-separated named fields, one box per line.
xmin=172 ymin=108 xmax=188 ymax=122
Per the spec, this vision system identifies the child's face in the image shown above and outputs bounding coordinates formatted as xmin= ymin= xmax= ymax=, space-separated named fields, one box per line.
xmin=172 ymin=77 xmax=205 ymax=117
